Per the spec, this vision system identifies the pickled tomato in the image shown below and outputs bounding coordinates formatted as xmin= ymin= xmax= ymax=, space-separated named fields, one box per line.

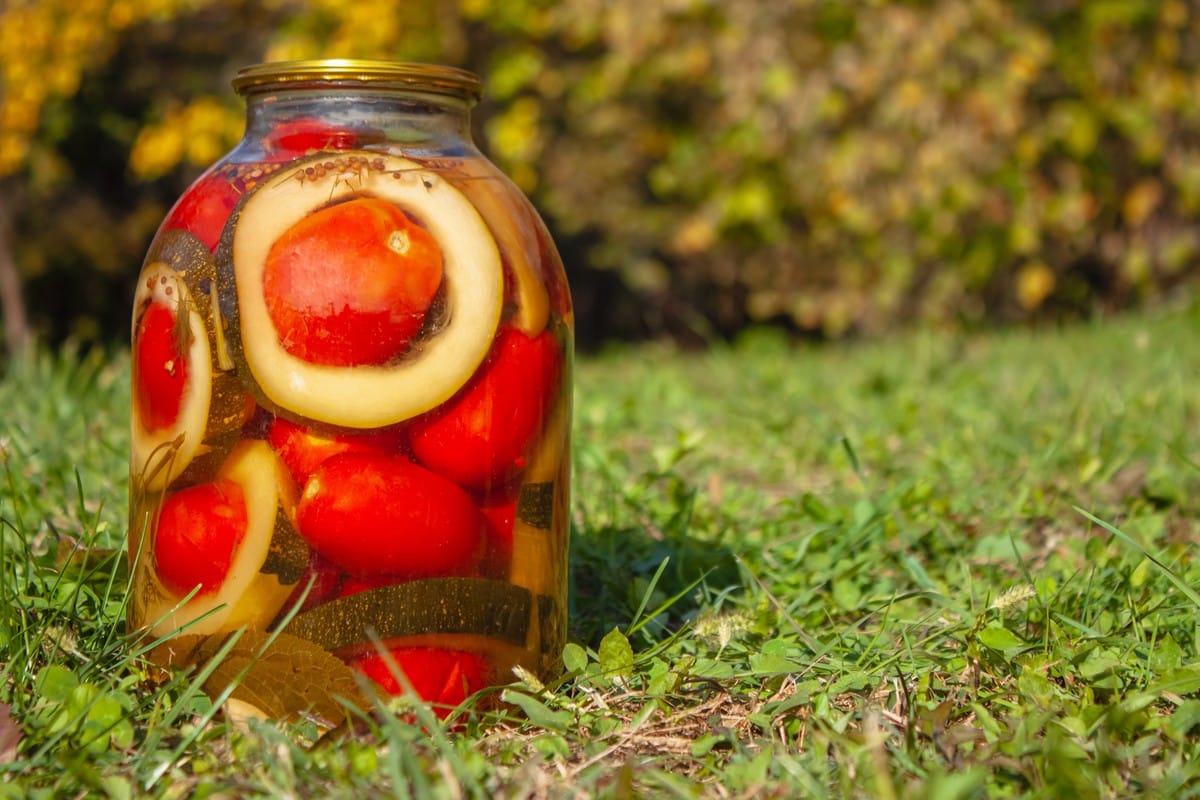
xmin=134 ymin=301 xmax=190 ymax=432
xmin=154 ymin=479 xmax=248 ymax=597
xmin=262 ymin=197 xmax=444 ymax=367
xmin=409 ymin=326 xmax=561 ymax=491
xmin=295 ymin=452 xmax=485 ymax=578
xmin=350 ymin=645 xmax=490 ymax=714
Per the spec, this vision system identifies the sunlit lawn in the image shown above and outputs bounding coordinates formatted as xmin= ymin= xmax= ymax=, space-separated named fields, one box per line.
xmin=3 ymin=302 xmax=1200 ymax=797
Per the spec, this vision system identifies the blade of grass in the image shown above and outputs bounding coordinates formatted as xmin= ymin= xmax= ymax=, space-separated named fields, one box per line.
xmin=1075 ymin=505 xmax=1200 ymax=610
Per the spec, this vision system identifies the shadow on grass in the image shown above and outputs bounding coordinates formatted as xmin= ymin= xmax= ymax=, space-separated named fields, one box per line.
xmin=566 ymin=488 xmax=741 ymax=650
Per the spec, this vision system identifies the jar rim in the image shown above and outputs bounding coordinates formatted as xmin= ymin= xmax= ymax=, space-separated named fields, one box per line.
xmin=232 ymin=59 xmax=483 ymax=101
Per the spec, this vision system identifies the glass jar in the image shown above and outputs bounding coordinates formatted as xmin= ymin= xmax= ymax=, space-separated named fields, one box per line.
xmin=127 ymin=60 xmax=572 ymax=716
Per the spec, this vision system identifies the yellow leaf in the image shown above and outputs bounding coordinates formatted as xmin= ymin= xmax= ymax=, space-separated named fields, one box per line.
xmin=1123 ymin=179 xmax=1162 ymax=227
xmin=129 ymin=125 xmax=185 ymax=181
xmin=148 ymin=630 xmax=369 ymax=727
xmin=670 ymin=214 xmax=717 ymax=255
xmin=1016 ymin=262 xmax=1055 ymax=311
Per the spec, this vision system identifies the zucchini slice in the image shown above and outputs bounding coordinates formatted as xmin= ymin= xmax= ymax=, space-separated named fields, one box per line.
xmin=220 ymin=153 xmax=504 ymax=429
xmin=131 ymin=231 xmax=248 ymax=491
xmin=134 ymin=440 xmax=300 ymax=637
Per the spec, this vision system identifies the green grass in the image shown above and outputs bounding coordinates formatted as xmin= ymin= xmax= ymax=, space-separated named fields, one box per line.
xmin=3 ymin=303 xmax=1200 ymax=797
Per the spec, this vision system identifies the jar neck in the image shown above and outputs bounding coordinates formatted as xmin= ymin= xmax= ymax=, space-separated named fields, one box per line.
xmin=242 ymin=88 xmax=476 ymax=157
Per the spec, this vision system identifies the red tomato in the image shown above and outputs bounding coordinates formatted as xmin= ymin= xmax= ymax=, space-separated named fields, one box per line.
xmin=154 ymin=480 xmax=247 ymax=597
xmin=162 ymin=167 xmax=243 ymax=252
xmin=134 ymin=301 xmax=189 ymax=432
xmin=296 ymin=452 xmax=485 ymax=578
xmin=350 ymin=646 xmax=490 ymax=715
xmin=262 ymin=117 xmax=360 ymax=160
xmin=408 ymin=327 xmax=561 ymax=491
xmin=267 ymin=416 xmax=406 ymax=485
xmin=262 ymin=197 xmax=444 ymax=366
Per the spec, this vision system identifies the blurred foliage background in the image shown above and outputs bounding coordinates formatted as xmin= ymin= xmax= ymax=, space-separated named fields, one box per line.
xmin=1 ymin=0 xmax=1199 ymax=355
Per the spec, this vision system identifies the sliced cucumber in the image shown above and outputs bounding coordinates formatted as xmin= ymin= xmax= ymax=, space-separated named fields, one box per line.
xmin=131 ymin=231 xmax=247 ymax=491
xmin=135 ymin=440 xmax=301 ymax=637
xmin=220 ymin=153 xmax=504 ymax=429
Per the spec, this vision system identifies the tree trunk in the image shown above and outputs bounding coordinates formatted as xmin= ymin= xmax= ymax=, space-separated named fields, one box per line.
xmin=0 ymin=186 xmax=31 ymax=360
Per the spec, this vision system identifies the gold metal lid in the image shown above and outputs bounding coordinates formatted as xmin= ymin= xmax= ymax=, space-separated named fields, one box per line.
xmin=232 ymin=59 xmax=483 ymax=101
